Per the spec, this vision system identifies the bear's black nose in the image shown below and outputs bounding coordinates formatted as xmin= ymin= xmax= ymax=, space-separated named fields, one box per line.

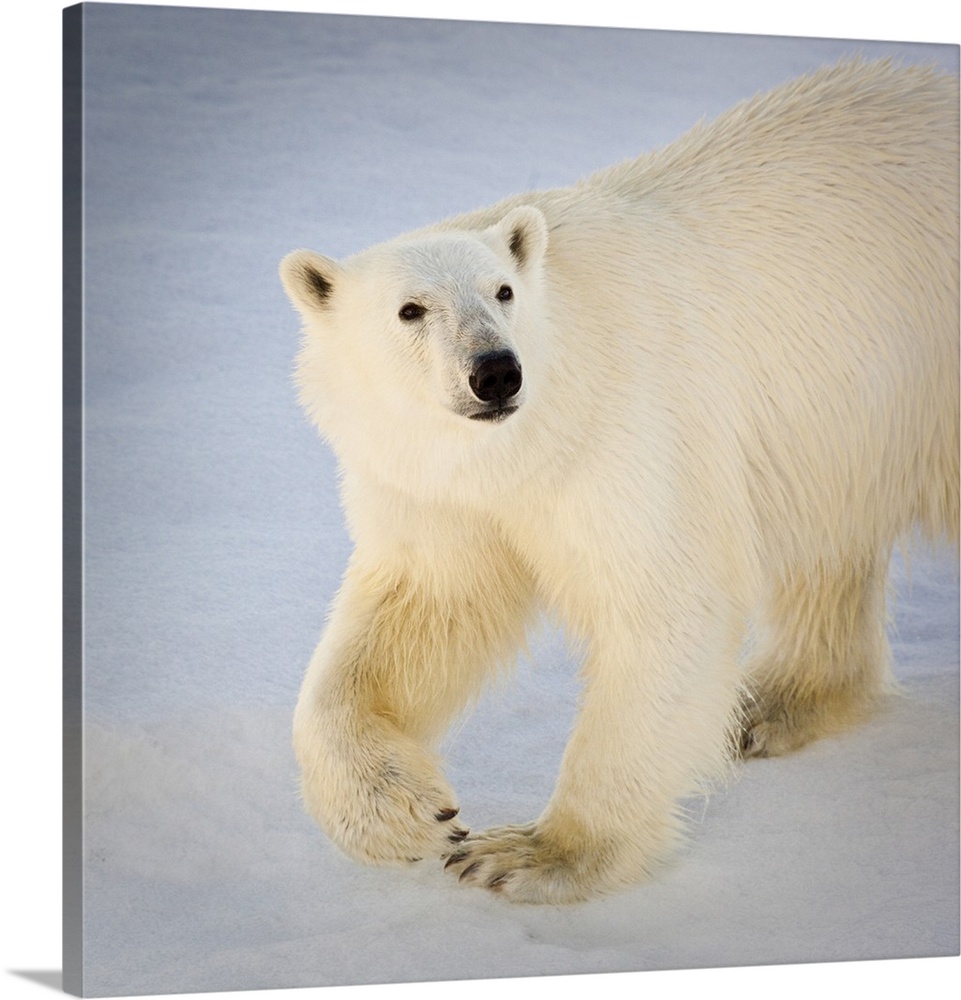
xmin=469 ymin=350 xmax=523 ymax=403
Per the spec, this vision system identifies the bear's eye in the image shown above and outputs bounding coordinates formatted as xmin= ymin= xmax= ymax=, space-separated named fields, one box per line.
xmin=496 ymin=285 xmax=513 ymax=302
xmin=398 ymin=302 xmax=426 ymax=322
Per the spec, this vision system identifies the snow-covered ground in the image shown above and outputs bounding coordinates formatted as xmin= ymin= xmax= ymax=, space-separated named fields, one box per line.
xmin=69 ymin=4 xmax=957 ymax=995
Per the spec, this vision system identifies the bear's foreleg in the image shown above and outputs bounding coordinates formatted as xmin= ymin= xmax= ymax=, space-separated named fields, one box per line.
xmin=446 ymin=598 xmax=745 ymax=902
xmin=294 ymin=540 xmax=534 ymax=866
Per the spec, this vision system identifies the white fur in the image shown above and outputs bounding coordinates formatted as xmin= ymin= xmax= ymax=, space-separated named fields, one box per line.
xmin=281 ymin=60 xmax=959 ymax=902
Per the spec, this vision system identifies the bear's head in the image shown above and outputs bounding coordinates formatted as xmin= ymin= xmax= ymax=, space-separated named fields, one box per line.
xmin=280 ymin=205 xmax=549 ymax=482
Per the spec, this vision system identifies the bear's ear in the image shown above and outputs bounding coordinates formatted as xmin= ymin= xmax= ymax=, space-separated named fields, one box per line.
xmin=490 ymin=205 xmax=548 ymax=272
xmin=279 ymin=249 xmax=343 ymax=316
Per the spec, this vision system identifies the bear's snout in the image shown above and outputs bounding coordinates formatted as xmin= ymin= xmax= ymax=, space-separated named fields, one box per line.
xmin=468 ymin=350 xmax=523 ymax=404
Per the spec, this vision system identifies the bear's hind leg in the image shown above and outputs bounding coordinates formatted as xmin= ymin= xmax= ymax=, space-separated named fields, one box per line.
xmin=740 ymin=556 xmax=892 ymax=758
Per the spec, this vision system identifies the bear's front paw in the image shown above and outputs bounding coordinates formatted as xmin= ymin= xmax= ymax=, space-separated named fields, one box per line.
xmin=443 ymin=822 xmax=619 ymax=903
xmin=296 ymin=721 xmax=467 ymax=866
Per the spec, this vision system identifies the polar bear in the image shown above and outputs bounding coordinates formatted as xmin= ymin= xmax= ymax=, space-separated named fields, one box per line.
xmin=281 ymin=59 xmax=959 ymax=903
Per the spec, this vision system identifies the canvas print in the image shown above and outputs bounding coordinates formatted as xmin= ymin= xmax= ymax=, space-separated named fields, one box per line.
xmin=63 ymin=3 xmax=960 ymax=995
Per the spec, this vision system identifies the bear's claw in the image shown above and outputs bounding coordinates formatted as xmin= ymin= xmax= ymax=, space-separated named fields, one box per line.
xmin=442 ymin=823 xmax=611 ymax=903
xmin=458 ymin=861 xmax=482 ymax=882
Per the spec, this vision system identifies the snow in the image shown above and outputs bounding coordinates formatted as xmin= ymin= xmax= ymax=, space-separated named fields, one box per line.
xmin=68 ymin=3 xmax=958 ymax=996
